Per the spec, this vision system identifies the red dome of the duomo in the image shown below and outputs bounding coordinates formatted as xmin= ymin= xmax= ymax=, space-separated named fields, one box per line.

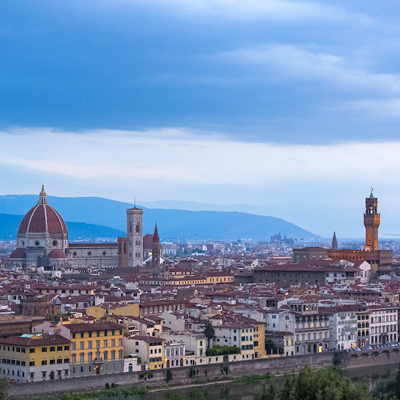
xmin=17 ymin=186 xmax=68 ymax=236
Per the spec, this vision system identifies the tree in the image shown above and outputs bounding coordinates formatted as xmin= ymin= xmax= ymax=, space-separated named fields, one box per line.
xmin=203 ymin=320 xmax=215 ymax=348
xmin=395 ymin=364 xmax=400 ymax=399
xmin=265 ymin=339 xmax=277 ymax=355
xmin=254 ymin=384 xmax=278 ymax=400
xmin=0 ymin=379 xmax=8 ymax=400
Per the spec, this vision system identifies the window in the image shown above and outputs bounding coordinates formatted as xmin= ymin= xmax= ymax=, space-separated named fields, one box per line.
xmin=57 ymin=346 xmax=62 ymax=351
xmin=80 ymin=354 xmax=84 ymax=363
xmin=57 ymin=359 xmax=63 ymax=364
xmin=89 ymin=332 xmax=92 ymax=338
xmin=64 ymin=358 xmax=69 ymax=363
xmin=50 ymin=347 xmax=55 ymax=352
xmin=42 ymin=360 xmax=47 ymax=366
xmin=88 ymin=341 xmax=92 ymax=349
xmin=42 ymin=347 xmax=47 ymax=353
xmin=50 ymin=359 xmax=55 ymax=365
xmin=104 ymin=340 xmax=108 ymax=348
xmin=80 ymin=342 xmax=85 ymax=350
xmin=111 ymin=339 xmax=115 ymax=347
xmin=64 ymin=346 xmax=69 ymax=351
xmin=30 ymin=361 xmax=35 ymax=366
xmin=72 ymin=343 xmax=76 ymax=351
xmin=30 ymin=348 xmax=35 ymax=353
xmin=42 ymin=371 xmax=47 ymax=378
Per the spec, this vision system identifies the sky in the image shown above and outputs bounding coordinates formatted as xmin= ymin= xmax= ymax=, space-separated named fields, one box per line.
xmin=1 ymin=0 xmax=400 ymax=238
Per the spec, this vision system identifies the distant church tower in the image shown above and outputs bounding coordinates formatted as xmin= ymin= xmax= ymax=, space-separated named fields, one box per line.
xmin=331 ymin=232 xmax=338 ymax=250
xmin=152 ymin=223 xmax=162 ymax=270
xmin=364 ymin=190 xmax=380 ymax=251
xmin=127 ymin=207 xmax=143 ymax=267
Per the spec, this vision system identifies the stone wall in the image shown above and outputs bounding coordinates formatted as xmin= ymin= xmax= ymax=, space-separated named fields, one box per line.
xmin=8 ymin=349 xmax=400 ymax=399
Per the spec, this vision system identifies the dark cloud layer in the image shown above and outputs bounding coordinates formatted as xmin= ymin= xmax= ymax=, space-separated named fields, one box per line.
xmin=1 ymin=0 xmax=400 ymax=143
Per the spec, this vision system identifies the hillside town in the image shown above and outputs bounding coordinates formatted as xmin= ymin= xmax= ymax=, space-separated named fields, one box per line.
xmin=0 ymin=188 xmax=400 ymax=383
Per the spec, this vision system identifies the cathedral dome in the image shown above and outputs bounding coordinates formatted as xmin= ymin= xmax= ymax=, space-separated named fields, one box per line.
xmin=17 ymin=186 xmax=68 ymax=236
xmin=9 ymin=249 xmax=26 ymax=259
xmin=48 ymin=249 xmax=67 ymax=259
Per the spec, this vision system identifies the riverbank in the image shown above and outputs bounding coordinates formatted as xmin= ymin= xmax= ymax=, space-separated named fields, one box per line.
xmin=8 ymin=348 xmax=400 ymax=399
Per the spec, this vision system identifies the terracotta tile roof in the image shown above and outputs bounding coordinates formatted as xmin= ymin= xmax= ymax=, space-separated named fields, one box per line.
xmin=0 ymin=334 xmax=69 ymax=346
xmin=64 ymin=321 xmax=122 ymax=332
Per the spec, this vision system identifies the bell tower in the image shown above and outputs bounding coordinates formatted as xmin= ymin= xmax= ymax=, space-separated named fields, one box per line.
xmin=364 ymin=190 xmax=380 ymax=251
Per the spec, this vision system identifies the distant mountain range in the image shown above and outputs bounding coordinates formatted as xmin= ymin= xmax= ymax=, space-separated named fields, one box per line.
xmin=0 ymin=195 xmax=317 ymax=241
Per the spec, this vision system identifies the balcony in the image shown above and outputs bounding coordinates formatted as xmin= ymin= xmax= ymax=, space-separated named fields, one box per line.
xmin=94 ymin=358 xmax=103 ymax=364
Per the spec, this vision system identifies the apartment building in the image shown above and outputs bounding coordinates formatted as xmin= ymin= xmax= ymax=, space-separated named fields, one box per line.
xmin=0 ymin=333 xmax=70 ymax=383
xmin=63 ymin=322 xmax=125 ymax=377
xmin=288 ymin=300 xmax=330 ymax=355
xmin=369 ymin=305 xmax=399 ymax=345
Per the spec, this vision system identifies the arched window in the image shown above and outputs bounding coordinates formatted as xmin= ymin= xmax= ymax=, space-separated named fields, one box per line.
xmin=130 ymin=224 xmax=132 ymax=233
xmin=136 ymin=223 xmax=140 ymax=233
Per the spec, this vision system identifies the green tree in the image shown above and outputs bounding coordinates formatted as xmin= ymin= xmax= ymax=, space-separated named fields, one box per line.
xmin=394 ymin=364 xmax=400 ymax=399
xmin=280 ymin=373 xmax=296 ymax=400
xmin=254 ymin=384 xmax=278 ymax=400
xmin=265 ymin=340 xmax=277 ymax=354
xmin=203 ymin=320 xmax=215 ymax=348
xmin=0 ymin=378 xmax=8 ymax=400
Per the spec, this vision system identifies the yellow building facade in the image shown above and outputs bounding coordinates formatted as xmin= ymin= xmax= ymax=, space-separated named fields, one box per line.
xmin=0 ymin=333 xmax=70 ymax=383
xmin=62 ymin=321 xmax=125 ymax=378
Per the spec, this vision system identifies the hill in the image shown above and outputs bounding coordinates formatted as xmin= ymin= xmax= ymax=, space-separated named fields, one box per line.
xmin=0 ymin=195 xmax=316 ymax=241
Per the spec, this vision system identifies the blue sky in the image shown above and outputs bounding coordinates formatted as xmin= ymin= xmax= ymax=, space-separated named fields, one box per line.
xmin=1 ymin=0 xmax=400 ymax=237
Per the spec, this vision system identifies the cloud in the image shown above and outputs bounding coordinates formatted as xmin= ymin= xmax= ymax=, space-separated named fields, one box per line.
xmin=135 ymin=0 xmax=366 ymax=24
xmin=341 ymin=98 xmax=400 ymax=117
xmin=217 ymin=45 xmax=400 ymax=94
xmin=1 ymin=127 xmax=400 ymax=186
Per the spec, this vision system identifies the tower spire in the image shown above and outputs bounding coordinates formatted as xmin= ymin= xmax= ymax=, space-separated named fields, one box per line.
xmin=332 ymin=231 xmax=338 ymax=250
xmin=153 ymin=222 xmax=160 ymax=243
xmin=38 ymin=184 xmax=49 ymax=205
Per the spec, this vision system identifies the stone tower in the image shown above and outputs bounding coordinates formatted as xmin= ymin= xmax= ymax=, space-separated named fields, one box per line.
xmin=117 ymin=236 xmax=129 ymax=268
xmin=152 ymin=223 xmax=162 ymax=270
xmin=364 ymin=190 xmax=380 ymax=251
xmin=126 ymin=207 xmax=143 ymax=267
xmin=332 ymin=232 xmax=338 ymax=250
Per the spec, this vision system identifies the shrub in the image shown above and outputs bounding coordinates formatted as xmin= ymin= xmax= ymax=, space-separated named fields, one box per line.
xmin=205 ymin=346 xmax=240 ymax=356
xmin=166 ymin=369 xmax=173 ymax=383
